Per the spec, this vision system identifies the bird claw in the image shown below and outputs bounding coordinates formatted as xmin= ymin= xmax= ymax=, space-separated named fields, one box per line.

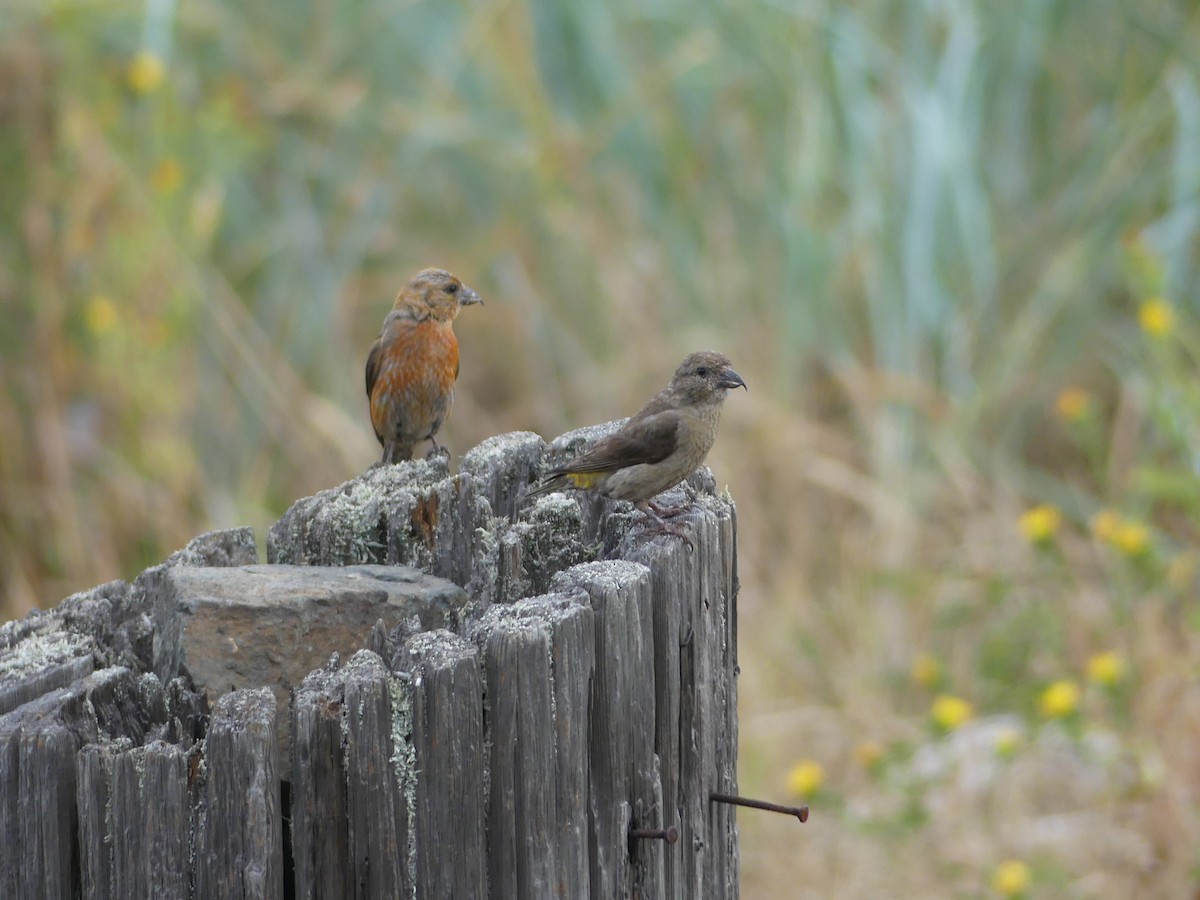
xmin=640 ymin=517 xmax=695 ymax=552
xmin=648 ymin=498 xmax=693 ymax=519
xmin=424 ymin=444 xmax=451 ymax=465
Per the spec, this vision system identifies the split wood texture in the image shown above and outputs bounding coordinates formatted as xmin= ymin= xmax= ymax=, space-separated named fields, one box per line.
xmin=0 ymin=425 xmax=740 ymax=899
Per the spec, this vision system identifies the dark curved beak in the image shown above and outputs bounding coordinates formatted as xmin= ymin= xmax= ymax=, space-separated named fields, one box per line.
xmin=459 ymin=285 xmax=484 ymax=307
xmin=718 ymin=367 xmax=747 ymax=391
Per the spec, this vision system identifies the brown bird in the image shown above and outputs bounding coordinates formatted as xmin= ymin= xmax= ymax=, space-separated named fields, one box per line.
xmin=365 ymin=268 xmax=483 ymax=464
xmin=525 ymin=350 xmax=746 ymax=525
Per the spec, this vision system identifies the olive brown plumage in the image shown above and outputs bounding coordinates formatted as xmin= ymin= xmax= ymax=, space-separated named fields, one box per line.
xmin=525 ymin=350 xmax=746 ymax=519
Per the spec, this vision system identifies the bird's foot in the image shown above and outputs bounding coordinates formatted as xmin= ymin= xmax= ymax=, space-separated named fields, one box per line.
xmin=639 ymin=514 xmax=695 ymax=552
xmin=647 ymin=498 xmax=693 ymax=519
xmin=424 ymin=443 xmax=451 ymax=466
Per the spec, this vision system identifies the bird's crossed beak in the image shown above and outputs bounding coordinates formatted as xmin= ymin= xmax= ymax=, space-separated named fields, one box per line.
xmin=715 ymin=367 xmax=744 ymax=391
xmin=718 ymin=367 xmax=747 ymax=391
xmin=460 ymin=286 xmax=484 ymax=307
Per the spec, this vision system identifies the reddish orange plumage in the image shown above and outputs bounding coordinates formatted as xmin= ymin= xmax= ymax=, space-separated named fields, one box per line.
xmin=365 ymin=268 xmax=482 ymax=464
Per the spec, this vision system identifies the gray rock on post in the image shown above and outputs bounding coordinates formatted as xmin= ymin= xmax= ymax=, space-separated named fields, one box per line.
xmin=146 ymin=562 xmax=469 ymax=761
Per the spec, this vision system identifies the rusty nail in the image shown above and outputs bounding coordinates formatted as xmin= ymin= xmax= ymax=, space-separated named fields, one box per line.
xmin=710 ymin=792 xmax=809 ymax=824
xmin=628 ymin=825 xmax=679 ymax=844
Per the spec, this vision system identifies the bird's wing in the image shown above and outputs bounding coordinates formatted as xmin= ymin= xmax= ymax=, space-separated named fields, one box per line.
xmin=365 ymin=308 xmax=422 ymax=400
xmin=558 ymin=411 xmax=680 ymax=474
xmin=365 ymin=335 xmax=384 ymax=401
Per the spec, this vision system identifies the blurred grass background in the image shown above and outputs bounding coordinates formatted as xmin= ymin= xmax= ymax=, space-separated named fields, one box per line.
xmin=2 ymin=0 xmax=1199 ymax=895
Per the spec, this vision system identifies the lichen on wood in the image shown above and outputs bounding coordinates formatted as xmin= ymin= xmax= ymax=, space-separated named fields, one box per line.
xmin=0 ymin=425 xmax=741 ymax=899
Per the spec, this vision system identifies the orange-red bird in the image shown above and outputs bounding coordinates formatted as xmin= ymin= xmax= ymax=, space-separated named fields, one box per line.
xmin=365 ymin=268 xmax=483 ymax=464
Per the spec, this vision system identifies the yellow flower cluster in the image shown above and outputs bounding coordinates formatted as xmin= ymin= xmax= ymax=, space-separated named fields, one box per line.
xmin=1086 ymin=650 xmax=1126 ymax=687
xmin=1138 ymin=298 xmax=1175 ymax=338
xmin=1038 ymin=680 xmax=1080 ymax=718
xmin=1090 ymin=510 xmax=1151 ymax=556
xmin=930 ymin=694 xmax=974 ymax=731
xmin=991 ymin=859 xmax=1031 ymax=896
xmin=1018 ymin=504 xmax=1061 ymax=544
xmin=786 ymin=759 xmax=825 ymax=796
xmin=126 ymin=50 xmax=166 ymax=94
xmin=1111 ymin=521 xmax=1149 ymax=555
xmin=1054 ymin=387 xmax=1091 ymax=422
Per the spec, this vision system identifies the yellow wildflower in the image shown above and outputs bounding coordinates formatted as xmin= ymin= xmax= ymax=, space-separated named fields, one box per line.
xmin=991 ymin=859 xmax=1031 ymax=897
xmin=853 ymin=741 xmax=884 ymax=770
xmin=126 ymin=50 xmax=165 ymax=94
xmin=1086 ymin=651 xmax=1126 ymax=687
xmin=1054 ymin=387 xmax=1091 ymax=422
xmin=151 ymin=158 xmax=183 ymax=194
xmin=85 ymin=294 xmax=118 ymax=335
xmin=1018 ymin=504 xmax=1061 ymax=544
xmin=1111 ymin=520 xmax=1150 ymax=557
xmin=993 ymin=727 xmax=1021 ymax=759
xmin=1090 ymin=510 xmax=1119 ymax=541
xmin=1038 ymin=680 xmax=1080 ymax=718
xmin=1138 ymin=298 xmax=1174 ymax=338
xmin=785 ymin=759 xmax=824 ymax=797
xmin=910 ymin=653 xmax=941 ymax=689
xmin=930 ymin=694 xmax=974 ymax=732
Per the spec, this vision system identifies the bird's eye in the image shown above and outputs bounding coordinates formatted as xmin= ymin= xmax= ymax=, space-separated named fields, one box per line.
xmin=696 ymin=366 xmax=708 ymax=377
xmin=445 ymin=283 xmax=459 ymax=294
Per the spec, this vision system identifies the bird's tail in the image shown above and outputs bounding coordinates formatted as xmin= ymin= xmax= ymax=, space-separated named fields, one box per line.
xmin=521 ymin=473 xmax=572 ymax=505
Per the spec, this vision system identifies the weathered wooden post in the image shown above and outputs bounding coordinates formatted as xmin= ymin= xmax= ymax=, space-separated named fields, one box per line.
xmin=0 ymin=423 xmax=740 ymax=898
